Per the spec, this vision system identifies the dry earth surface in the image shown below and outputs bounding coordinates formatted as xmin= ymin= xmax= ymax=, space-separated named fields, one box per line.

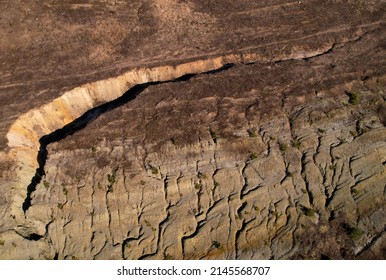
xmin=0 ymin=0 xmax=385 ymax=259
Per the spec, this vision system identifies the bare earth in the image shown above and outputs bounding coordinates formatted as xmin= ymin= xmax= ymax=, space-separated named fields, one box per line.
xmin=0 ymin=0 xmax=385 ymax=259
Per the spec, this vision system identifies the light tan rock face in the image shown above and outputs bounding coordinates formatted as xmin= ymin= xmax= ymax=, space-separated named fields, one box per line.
xmin=3 ymin=57 xmax=385 ymax=259
xmin=0 ymin=0 xmax=385 ymax=259
xmin=5 ymin=50 xmax=335 ymax=229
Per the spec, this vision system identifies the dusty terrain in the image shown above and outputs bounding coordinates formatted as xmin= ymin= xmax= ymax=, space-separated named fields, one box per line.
xmin=0 ymin=0 xmax=385 ymax=259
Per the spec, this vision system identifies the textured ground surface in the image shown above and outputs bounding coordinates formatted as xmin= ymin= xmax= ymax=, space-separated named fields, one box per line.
xmin=0 ymin=0 xmax=385 ymax=259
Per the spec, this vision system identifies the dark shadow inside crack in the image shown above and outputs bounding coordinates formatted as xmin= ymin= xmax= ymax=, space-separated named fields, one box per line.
xmin=22 ymin=83 xmax=151 ymax=213
xmin=22 ymin=63 xmax=236 ymax=213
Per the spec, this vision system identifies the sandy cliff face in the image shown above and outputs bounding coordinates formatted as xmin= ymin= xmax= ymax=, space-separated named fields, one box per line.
xmin=2 ymin=54 xmax=385 ymax=260
xmin=5 ymin=47 xmax=342 ymax=230
xmin=0 ymin=0 xmax=385 ymax=259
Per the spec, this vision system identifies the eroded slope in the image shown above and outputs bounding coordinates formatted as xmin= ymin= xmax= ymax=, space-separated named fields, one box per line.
xmin=0 ymin=0 xmax=385 ymax=259
xmin=2 ymin=33 xmax=385 ymax=259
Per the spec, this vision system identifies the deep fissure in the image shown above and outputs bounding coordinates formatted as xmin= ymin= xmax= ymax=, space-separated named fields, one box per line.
xmin=22 ymin=63 xmax=235 ymax=213
xmin=21 ymin=44 xmax=346 ymax=214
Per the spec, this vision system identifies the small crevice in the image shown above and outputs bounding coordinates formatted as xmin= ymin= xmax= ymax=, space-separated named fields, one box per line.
xmin=25 ymin=233 xmax=44 ymax=241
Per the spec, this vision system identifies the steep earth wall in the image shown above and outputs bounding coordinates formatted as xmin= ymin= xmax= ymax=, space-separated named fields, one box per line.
xmin=0 ymin=0 xmax=385 ymax=259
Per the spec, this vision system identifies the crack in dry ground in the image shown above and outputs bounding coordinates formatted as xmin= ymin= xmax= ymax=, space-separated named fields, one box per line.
xmin=21 ymin=42 xmax=349 ymax=217
xmin=22 ymin=64 xmax=237 ymax=214
xmin=1 ymin=25 xmax=384 ymax=259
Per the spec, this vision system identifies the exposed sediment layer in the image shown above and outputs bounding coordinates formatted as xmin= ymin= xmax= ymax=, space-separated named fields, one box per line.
xmin=5 ymin=44 xmax=341 ymax=228
xmin=13 ymin=58 xmax=386 ymax=260
xmin=0 ymin=0 xmax=385 ymax=259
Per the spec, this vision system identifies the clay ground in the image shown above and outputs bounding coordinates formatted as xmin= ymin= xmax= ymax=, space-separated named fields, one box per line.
xmin=0 ymin=0 xmax=385 ymax=259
